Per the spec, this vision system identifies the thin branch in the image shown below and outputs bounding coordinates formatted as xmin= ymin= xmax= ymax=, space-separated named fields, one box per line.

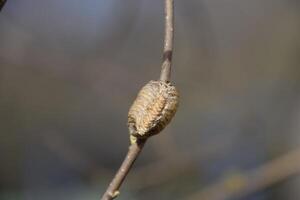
xmin=101 ymin=139 xmax=146 ymax=200
xmin=160 ymin=0 xmax=174 ymax=82
xmin=101 ymin=0 xmax=175 ymax=199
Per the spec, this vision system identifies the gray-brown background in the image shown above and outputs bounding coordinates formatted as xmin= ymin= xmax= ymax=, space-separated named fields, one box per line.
xmin=0 ymin=0 xmax=300 ymax=199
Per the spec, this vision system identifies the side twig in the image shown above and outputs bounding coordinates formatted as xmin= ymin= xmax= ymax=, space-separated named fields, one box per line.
xmin=101 ymin=0 xmax=175 ymax=199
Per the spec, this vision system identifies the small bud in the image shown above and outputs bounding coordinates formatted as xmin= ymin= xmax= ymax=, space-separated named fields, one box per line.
xmin=128 ymin=80 xmax=179 ymax=142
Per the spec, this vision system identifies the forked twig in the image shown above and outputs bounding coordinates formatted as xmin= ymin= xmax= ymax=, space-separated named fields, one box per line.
xmin=101 ymin=1 xmax=175 ymax=199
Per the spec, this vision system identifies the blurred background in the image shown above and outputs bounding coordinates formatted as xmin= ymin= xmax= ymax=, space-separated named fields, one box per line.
xmin=1 ymin=0 xmax=300 ymax=199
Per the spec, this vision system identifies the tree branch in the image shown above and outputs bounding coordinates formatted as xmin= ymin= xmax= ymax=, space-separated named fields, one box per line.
xmin=101 ymin=139 xmax=146 ymax=200
xmin=101 ymin=1 xmax=175 ymax=199
xmin=160 ymin=0 xmax=174 ymax=82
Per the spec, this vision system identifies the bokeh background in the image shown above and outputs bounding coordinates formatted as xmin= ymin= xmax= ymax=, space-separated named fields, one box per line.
xmin=1 ymin=0 xmax=300 ymax=199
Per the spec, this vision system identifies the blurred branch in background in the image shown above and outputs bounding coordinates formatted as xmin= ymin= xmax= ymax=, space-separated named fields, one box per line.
xmin=0 ymin=0 xmax=6 ymax=11
xmin=186 ymin=148 xmax=300 ymax=200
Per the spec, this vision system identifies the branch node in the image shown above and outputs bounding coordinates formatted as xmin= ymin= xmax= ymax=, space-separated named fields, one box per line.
xmin=109 ymin=191 xmax=120 ymax=199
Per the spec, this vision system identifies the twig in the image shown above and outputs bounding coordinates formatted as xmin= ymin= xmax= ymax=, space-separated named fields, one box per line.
xmin=101 ymin=139 xmax=146 ymax=200
xmin=160 ymin=0 xmax=174 ymax=82
xmin=101 ymin=1 xmax=175 ymax=199
xmin=186 ymin=148 xmax=300 ymax=200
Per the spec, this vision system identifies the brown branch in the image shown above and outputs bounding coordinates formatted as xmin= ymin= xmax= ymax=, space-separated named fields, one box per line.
xmin=101 ymin=139 xmax=146 ymax=200
xmin=101 ymin=0 xmax=175 ymax=199
xmin=160 ymin=0 xmax=174 ymax=82
xmin=186 ymin=148 xmax=300 ymax=200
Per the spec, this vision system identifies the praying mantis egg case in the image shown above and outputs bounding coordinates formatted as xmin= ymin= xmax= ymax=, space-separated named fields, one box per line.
xmin=128 ymin=80 xmax=179 ymax=140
